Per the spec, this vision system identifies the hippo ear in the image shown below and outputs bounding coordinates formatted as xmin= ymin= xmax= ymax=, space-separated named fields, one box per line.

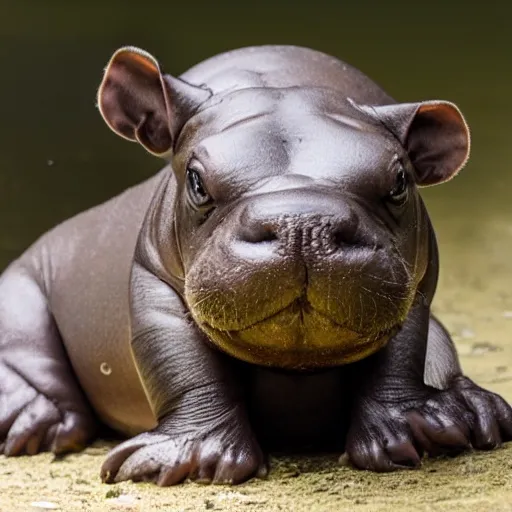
xmin=97 ymin=47 xmax=212 ymax=156
xmin=353 ymin=100 xmax=470 ymax=186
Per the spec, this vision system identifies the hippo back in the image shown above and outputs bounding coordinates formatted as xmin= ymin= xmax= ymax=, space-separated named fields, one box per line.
xmin=180 ymin=45 xmax=395 ymax=105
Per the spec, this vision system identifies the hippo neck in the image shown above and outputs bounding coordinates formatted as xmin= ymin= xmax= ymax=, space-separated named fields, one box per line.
xmin=134 ymin=166 xmax=184 ymax=293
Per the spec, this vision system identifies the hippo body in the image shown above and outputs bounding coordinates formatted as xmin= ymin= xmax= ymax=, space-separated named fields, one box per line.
xmin=0 ymin=45 xmax=511 ymax=485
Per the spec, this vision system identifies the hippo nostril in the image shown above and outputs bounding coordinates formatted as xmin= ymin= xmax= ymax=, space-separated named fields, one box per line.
xmin=240 ymin=223 xmax=279 ymax=244
xmin=331 ymin=224 xmax=359 ymax=249
xmin=258 ymin=228 xmax=278 ymax=243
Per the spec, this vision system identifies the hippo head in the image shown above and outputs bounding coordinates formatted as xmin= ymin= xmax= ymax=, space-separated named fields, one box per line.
xmin=98 ymin=47 xmax=470 ymax=369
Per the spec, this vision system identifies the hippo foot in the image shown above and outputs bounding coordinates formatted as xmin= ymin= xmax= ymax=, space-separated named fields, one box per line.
xmin=345 ymin=376 xmax=512 ymax=472
xmin=430 ymin=376 xmax=512 ymax=450
xmin=0 ymin=363 xmax=96 ymax=456
xmin=101 ymin=418 xmax=268 ymax=486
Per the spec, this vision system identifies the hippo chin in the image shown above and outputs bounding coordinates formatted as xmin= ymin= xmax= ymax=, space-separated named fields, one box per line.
xmin=0 ymin=44 xmax=510 ymax=486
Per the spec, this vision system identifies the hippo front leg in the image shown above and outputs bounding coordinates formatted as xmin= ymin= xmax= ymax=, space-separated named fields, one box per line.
xmin=101 ymin=262 xmax=266 ymax=486
xmin=345 ymin=302 xmax=512 ymax=471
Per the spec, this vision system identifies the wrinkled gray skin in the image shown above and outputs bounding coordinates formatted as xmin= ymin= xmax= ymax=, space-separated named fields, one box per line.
xmin=1 ymin=45 xmax=511 ymax=486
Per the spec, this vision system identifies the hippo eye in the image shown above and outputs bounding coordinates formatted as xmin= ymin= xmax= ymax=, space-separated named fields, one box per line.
xmin=186 ymin=166 xmax=212 ymax=207
xmin=389 ymin=167 xmax=409 ymax=204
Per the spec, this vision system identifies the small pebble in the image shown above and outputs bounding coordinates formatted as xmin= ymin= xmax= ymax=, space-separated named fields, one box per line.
xmin=106 ymin=494 xmax=139 ymax=509
xmin=30 ymin=502 xmax=59 ymax=510
xmin=460 ymin=328 xmax=475 ymax=339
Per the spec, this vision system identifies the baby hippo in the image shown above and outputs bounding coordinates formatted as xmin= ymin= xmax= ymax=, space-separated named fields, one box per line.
xmin=0 ymin=44 xmax=510 ymax=486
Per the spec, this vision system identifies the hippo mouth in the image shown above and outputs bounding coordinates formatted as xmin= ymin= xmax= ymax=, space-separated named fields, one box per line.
xmin=197 ymin=295 xmax=400 ymax=369
xmin=185 ymin=237 xmax=411 ymax=370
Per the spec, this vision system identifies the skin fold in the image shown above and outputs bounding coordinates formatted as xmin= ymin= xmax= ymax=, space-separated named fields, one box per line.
xmin=0 ymin=45 xmax=511 ymax=486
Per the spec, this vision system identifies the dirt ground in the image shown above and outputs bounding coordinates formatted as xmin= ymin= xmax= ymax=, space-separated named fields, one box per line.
xmin=1 ymin=442 xmax=512 ymax=512
xmin=1 ymin=214 xmax=512 ymax=511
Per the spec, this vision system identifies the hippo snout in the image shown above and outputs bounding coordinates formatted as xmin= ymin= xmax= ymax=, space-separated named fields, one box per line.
xmin=184 ymin=188 xmax=413 ymax=369
xmin=234 ymin=190 xmax=369 ymax=258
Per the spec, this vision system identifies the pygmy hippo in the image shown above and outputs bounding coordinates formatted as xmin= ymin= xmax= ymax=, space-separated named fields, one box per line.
xmin=0 ymin=45 xmax=511 ymax=486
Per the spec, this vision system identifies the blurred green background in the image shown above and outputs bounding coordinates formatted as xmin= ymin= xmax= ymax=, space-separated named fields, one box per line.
xmin=0 ymin=0 xmax=510 ymax=270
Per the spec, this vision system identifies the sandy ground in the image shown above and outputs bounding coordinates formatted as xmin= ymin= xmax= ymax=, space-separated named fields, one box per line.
xmin=1 ymin=443 xmax=512 ymax=512
xmin=1 ymin=209 xmax=512 ymax=511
